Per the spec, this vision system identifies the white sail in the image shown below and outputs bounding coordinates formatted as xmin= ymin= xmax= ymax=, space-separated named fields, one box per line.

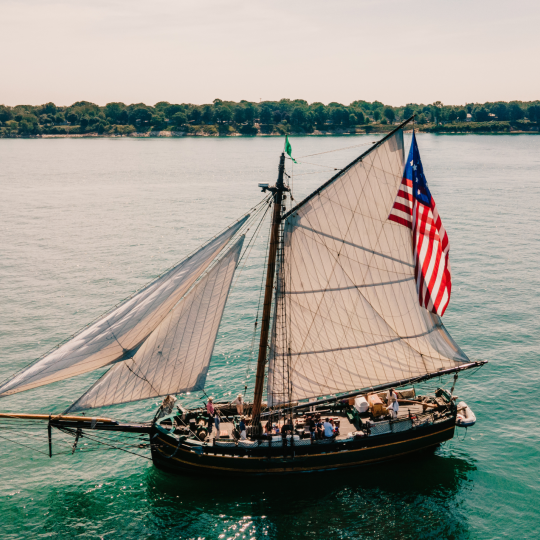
xmin=267 ymin=130 xmax=469 ymax=406
xmin=67 ymin=237 xmax=244 ymax=412
xmin=0 ymin=218 xmax=248 ymax=398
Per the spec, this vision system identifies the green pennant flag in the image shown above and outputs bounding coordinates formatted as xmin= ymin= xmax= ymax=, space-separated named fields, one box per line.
xmin=285 ymin=135 xmax=297 ymax=163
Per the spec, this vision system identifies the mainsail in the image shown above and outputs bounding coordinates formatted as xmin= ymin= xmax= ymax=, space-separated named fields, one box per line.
xmin=267 ymin=129 xmax=469 ymax=406
xmin=0 ymin=217 xmax=248 ymax=398
xmin=67 ymin=236 xmax=244 ymax=412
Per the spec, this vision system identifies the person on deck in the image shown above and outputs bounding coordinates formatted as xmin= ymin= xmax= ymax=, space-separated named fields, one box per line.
xmin=264 ymin=420 xmax=272 ymax=437
xmin=239 ymin=417 xmax=247 ymax=440
xmin=206 ymin=397 xmax=215 ymax=433
xmin=231 ymin=394 xmax=244 ymax=415
xmin=386 ymin=388 xmax=399 ymax=419
xmin=306 ymin=415 xmax=316 ymax=440
xmin=316 ymin=420 xmax=324 ymax=440
xmin=323 ymin=418 xmax=334 ymax=438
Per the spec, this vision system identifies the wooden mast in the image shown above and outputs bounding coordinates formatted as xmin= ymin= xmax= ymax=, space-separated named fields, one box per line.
xmin=251 ymin=152 xmax=287 ymax=425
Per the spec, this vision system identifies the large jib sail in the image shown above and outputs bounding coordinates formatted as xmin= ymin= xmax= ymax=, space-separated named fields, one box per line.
xmin=0 ymin=217 xmax=248 ymax=399
xmin=268 ymin=128 xmax=469 ymax=406
xmin=67 ymin=236 xmax=244 ymax=412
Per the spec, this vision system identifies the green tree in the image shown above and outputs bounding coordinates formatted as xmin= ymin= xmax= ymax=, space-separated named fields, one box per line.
xmin=260 ymin=106 xmax=272 ymax=124
xmin=151 ymin=112 xmax=166 ymax=129
xmin=474 ymin=108 xmax=489 ymax=122
xmin=189 ymin=107 xmax=202 ymax=123
xmin=214 ymin=106 xmax=232 ymax=124
xmin=104 ymin=102 xmax=126 ymax=123
xmin=492 ymin=103 xmax=508 ymax=121
xmin=509 ymin=103 xmax=524 ymax=121
xmin=527 ymin=105 xmax=540 ymax=123
xmin=66 ymin=111 xmax=79 ymax=124
xmin=39 ymin=114 xmax=53 ymax=125
xmin=129 ymin=107 xmax=152 ymax=125
xmin=96 ymin=120 xmax=109 ymax=134
xmin=403 ymin=105 xmax=414 ymax=119
xmin=313 ymin=104 xmax=327 ymax=126
xmin=234 ymin=106 xmax=245 ymax=124
xmin=373 ymin=109 xmax=382 ymax=121
xmin=154 ymin=101 xmax=170 ymax=112
xmin=0 ymin=105 xmax=13 ymax=122
xmin=165 ymin=104 xmax=184 ymax=119
xmin=456 ymin=109 xmax=467 ymax=121
xmin=40 ymin=102 xmax=57 ymax=115
xmin=291 ymin=107 xmax=306 ymax=128
xmin=171 ymin=111 xmax=188 ymax=128
xmin=247 ymin=105 xmax=257 ymax=125
xmin=119 ymin=110 xmax=129 ymax=124
xmin=202 ymin=105 xmax=214 ymax=123
xmin=383 ymin=107 xmax=395 ymax=123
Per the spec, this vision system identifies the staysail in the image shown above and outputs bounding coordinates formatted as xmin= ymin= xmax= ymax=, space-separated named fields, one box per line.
xmin=0 ymin=217 xmax=248 ymax=398
xmin=67 ymin=236 xmax=244 ymax=412
xmin=267 ymin=129 xmax=469 ymax=406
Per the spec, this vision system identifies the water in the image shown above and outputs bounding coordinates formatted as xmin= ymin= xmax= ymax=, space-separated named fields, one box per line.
xmin=0 ymin=134 xmax=539 ymax=539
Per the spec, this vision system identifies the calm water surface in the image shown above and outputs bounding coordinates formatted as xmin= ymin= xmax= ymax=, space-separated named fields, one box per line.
xmin=0 ymin=134 xmax=539 ymax=539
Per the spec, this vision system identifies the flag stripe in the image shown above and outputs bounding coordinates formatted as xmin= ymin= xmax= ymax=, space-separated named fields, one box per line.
xmin=388 ymin=134 xmax=451 ymax=317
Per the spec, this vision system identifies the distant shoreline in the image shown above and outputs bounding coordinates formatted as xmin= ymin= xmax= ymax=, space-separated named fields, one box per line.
xmin=5 ymin=128 xmax=539 ymax=139
xmin=3 ymin=99 xmax=539 ymax=139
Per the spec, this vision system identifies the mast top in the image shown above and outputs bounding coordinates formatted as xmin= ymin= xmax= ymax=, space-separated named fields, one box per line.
xmin=258 ymin=152 xmax=289 ymax=197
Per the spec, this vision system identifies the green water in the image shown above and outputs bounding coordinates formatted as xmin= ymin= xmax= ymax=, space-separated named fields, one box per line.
xmin=0 ymin=135 xmax=539 ymax=539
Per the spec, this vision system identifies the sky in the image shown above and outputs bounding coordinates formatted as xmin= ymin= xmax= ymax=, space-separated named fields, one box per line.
xmin=0 ymin=0 xmax=538 ymax=107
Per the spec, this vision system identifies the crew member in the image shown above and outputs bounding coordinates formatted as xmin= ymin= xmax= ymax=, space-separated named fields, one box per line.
xmin=231 ymin=393 xmax=244 ymax=415
xmin=386 ymin=388 xmax=399 ymax=419
xmin=206 ymin=397 xmax=215 ymax=433
xmin=323 ymin=418 xmax=334 ymax=438
xmin=239 ymin=416 xmax=247 ymax=440
xmin=206 ymin=396 xmax=215 ymax=415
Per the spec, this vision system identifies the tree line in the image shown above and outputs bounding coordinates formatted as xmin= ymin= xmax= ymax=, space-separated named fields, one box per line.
xmin=0 ymin=99 xmax=539 ymax=136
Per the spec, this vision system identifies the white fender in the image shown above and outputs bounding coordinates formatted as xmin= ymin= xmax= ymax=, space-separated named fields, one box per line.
xmin=456 ymin=401 xmax=476 ymax=427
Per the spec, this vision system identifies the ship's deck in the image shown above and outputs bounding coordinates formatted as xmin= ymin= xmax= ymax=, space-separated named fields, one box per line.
xmin=207 ymin=402 xmax=426 ymax=444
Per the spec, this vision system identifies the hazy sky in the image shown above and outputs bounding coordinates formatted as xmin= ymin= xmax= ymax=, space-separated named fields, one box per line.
xmin=1 ymin=0 xmax=538 ymax=107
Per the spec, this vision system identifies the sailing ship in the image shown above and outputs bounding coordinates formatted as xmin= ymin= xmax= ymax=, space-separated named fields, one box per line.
xmin=0 ymin=118 xmax=485 ymax=475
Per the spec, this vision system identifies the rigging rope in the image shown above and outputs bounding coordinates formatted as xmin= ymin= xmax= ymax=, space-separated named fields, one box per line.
xmin=296 ymin=141 xmax=375 ymax=159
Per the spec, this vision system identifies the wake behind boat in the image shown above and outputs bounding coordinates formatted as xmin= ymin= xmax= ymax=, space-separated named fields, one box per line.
xmin=0 ymin=117 xmax=485 ymax=475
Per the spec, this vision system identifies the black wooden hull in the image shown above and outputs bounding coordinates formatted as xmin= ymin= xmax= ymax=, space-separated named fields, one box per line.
xmin=150 ymin=417 xmax=455 ymax=476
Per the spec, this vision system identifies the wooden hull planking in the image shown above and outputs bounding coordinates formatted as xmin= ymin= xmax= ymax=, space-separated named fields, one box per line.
xmin=150 ymin=418 xmax=455 ymax=476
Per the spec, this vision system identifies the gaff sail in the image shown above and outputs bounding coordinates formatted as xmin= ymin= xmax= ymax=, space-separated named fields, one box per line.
xmin=67 ymin=236 xmax=244 ymax=412
xmin=267 ymin=129 xmax=469 ymax=406
xmin=0 ymin=217 xmax=248 ymax=398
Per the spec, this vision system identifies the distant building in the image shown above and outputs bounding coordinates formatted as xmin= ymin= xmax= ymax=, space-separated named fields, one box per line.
xmin=488 ymin=113 xmax=497 ymax=120
xmin=466 ymin=114 xmax=473 ymax=122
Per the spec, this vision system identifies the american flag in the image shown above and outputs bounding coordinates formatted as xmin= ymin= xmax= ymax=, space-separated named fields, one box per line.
xmin=388 ymin=132 xmax=451 ymax=316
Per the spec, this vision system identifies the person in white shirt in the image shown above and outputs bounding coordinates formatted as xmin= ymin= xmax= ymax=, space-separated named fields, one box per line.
xmin=231 ymin=394 xmax=244 ymax=415
xmin=386 ymin=388 xmax=399 ymax=419
xmin=323 ymin=418 xmax=334 ymax=438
